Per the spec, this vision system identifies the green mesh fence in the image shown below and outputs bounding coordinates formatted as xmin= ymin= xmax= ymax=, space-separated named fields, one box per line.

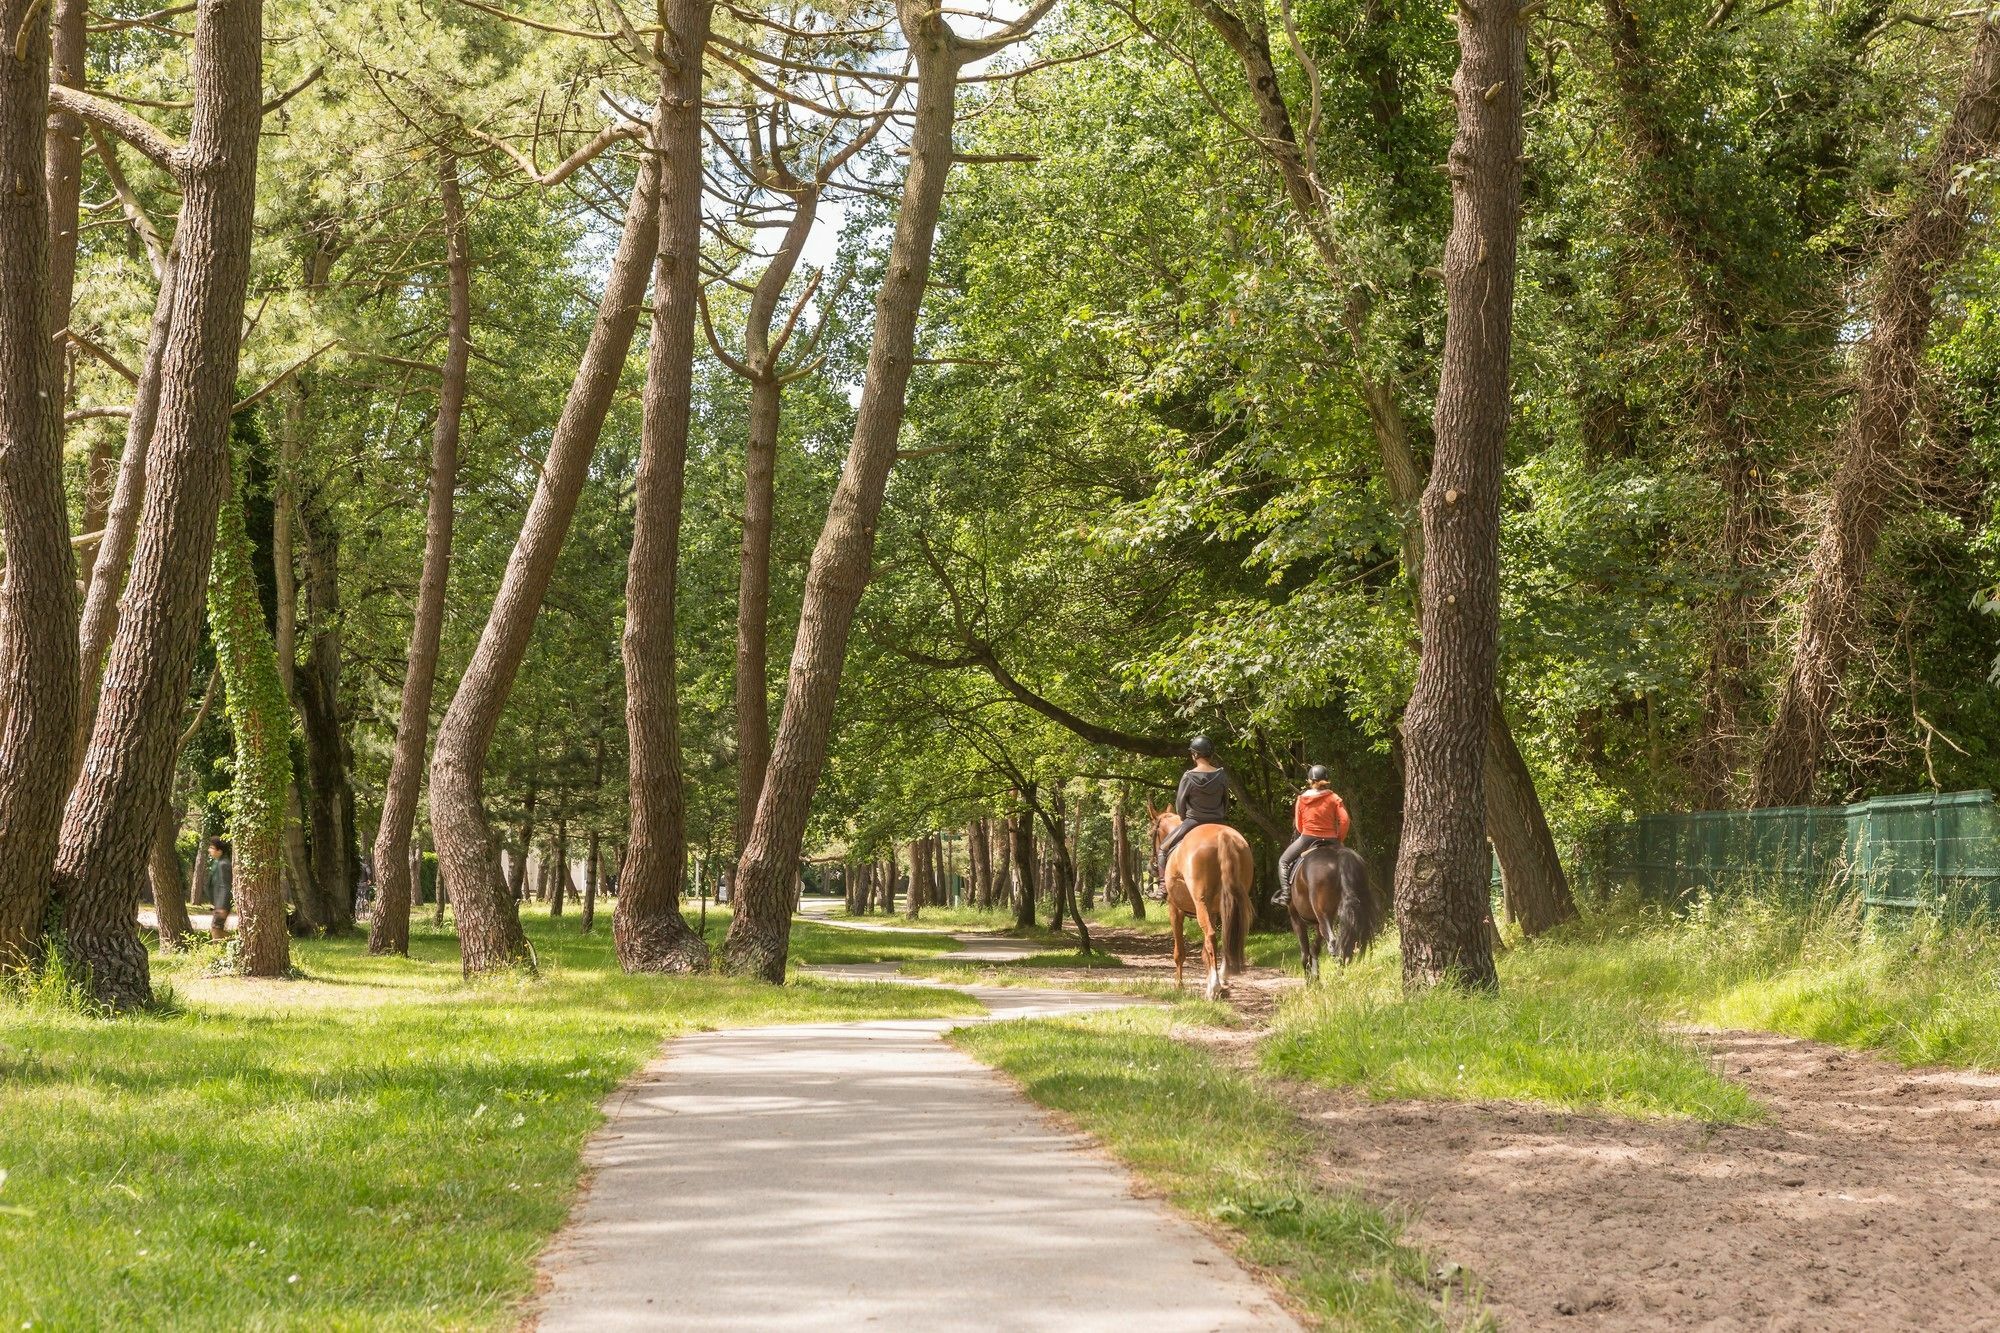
xmin=1574 ymin=790 xmax=2000 ymax=917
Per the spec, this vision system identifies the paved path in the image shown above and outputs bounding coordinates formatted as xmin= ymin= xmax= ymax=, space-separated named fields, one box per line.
xmin=533 ymin=944 xmax=1298 ymax=1331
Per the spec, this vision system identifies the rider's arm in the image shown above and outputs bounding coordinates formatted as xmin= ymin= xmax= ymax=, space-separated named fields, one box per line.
xmin=1173 ymin=770 xmax=1194 ymax=819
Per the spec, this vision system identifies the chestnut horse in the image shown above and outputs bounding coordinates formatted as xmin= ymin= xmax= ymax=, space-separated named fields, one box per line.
xmin=1289 ymin=841 xmax=1379 ymax=979
xmin=1148 ymin=807 xmax=1253 ymax=1000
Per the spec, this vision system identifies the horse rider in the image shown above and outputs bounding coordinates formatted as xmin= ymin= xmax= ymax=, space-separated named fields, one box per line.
xmin=1154 ymin=736 xmax=1232 ymax=891
xmin=1273 ymin=765 xmax=1350 ymax=907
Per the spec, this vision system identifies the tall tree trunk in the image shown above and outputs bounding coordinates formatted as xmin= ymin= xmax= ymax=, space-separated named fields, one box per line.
xmin=582 ymin=830 xmax=600 ymax=932
xmin=990 ymin=816 xmax=1011 ymax=913
xmin=1483 ymin=699 xmax=1573 ymax=932
xmin=1391 ymin=0 xmax=1524 ymax=992
xmin=298 ymin=491 xmax=350 ymax=931
xmin=208 ymin=472 xmax=293 ymax=979
xmin=905 ymin=838 xmax=926 ymax=919
xmin=52 ymin=0 xmax=263 ymax=1009
xmin=507 ymin=765 xmax=537 ymax=902
xmin=43 ymin=0 xmax=86 ymax=331
xmin=550 ymin=818 xmax=569 ymax=918
xmin=1753 ymin=19 xmax=2000 ymax=807
xmin=1010 ymin=808 xmax=1037 ymax=930
xmin=722 ymin=14 xmax=976 ymax=979
xmin=730 ymin=213 xmax=814 ymax=865
xmin=0 ymin=0 xmax=80 ymax=970
xmin=73 ymin=261 xmax=177 ymax=765
xmin=616 ymin=6 xmax=714 ymax=975
xmin=428 ymin=148 xmax=661 ymax=977
xmin=1040 ymin=788 xmax=1092 ymax=951
xmin=1111 ymin=793 xmax=1143 ymax=920
xmin=149 ymin=798 xmax=195 ymax=951
xmin=371 ymin=152 xmax=470 ymax=955
xmin=1193 ymin=0 xmax=1575 ymax=931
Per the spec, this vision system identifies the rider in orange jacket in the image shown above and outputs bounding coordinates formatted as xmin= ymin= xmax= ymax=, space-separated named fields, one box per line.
xmin=1274 ymin=765 xmax=1348 ymax=906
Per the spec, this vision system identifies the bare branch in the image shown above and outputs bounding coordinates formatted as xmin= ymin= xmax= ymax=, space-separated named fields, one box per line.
xmin=49 ymin=85 xmax=183 ymax=176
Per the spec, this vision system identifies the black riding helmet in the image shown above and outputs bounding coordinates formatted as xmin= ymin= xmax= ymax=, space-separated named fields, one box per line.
xmin=1189 ymin=735 xmax=1216 ymax=759
xmin=1307 ymin=764 xmax=1329 ymax=783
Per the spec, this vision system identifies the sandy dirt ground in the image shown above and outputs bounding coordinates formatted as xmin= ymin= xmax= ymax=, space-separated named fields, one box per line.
xmin=1069 ymin=924 xmax=2000 ymax=1331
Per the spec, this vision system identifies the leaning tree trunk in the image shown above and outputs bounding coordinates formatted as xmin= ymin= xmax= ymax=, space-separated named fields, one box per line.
xmin=370 ymin=155 xmax=467 ymax=952
xmin=1753 ymin=19 xmax=2000 ymax=808
xmin=148 ymin=799 xmax=195 ymax=951
xmin=208 ymin=474 xmax=294 ymax=979
xmin=73 ymin=260 xmax=177 ymax=766
xmin=1111 ymin=794 xmax=1143 ymax=919
xmin=722 ymin=22 xmax=969 ymax=980
xmin=1484 ymin=699 xmax=1574 ymax=933
xmin=52 ymin=0 xmax=263 ymax=1009
xmin=1391 ymin=0 xmax=1525 ymax=992
xmin=0 ymin=0 xmax=80 ymax=971
xmin=616 ymin=4 xmax=714 ymax=974
xmin=428 ymin=141 xmax=662 ymax=977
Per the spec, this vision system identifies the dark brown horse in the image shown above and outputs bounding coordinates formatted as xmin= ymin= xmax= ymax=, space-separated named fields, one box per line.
xmin=1149 ymin=807 xmax=1253 ymax=999
xmin=1289 ymin=841 xmax=1379 ymax=979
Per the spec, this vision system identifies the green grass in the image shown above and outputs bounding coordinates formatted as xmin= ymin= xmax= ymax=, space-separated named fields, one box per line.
xmin=1507 ymin=891 xmax=2000 ymax=1069
xmin=0 ymin=913 xmax=979 ymax=1329
xmin=827 ymin=901 xmax=1173 ymax=934
xmin=783 ymin=917 xmax=969 ymax=965
xmin=953 ymin=1008 xmax=1478 ymax=1330
xmin=1260 ymin=890 xmax=2000 ymax=1120
xmin=1264 ymin=954 xmax=1761 ymax=1122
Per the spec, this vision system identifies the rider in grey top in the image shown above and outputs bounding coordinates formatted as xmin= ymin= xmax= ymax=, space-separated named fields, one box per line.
xmin=1155 ymin=736 xmax=1230 ymax=883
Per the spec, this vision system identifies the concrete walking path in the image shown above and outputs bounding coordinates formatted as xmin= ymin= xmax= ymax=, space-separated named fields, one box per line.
xmin=532 ymin=944 xmax=1299 ymax=1330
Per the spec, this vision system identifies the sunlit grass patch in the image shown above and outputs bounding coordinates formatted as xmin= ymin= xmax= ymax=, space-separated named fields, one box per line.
xmin=954 ymin=1008 xmax=1479 ymax=1330
xmin=0 ymin=913 xmax=976 ymax=1329
xmin=1264 ymin=950 xmax=1761 ymax=1123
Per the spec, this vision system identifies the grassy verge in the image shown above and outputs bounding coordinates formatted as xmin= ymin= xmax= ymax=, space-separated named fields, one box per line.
xmin=826 ymin=902 xmax=1171 ymax=934
xmin=784 ymin=917 xmax=968 ymax=965
xmin=1265 ymin=951 xmax=1761 ymax=1122
xmin=0 ymin=913 xmax=978 ymax=1328
xmin=953 ymin=1008 xmax=1478 ymax=1330
xmin=1510 ymin=892 xmax=2000 ymax=1068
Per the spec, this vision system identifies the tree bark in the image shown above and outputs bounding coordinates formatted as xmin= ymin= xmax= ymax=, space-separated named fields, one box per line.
xmin=44 ymin=0 xmax=86 ymax=333
xmin=550 ymin=819 xmax=569 ymax=917
xmin=208 ymin=471 xmax=294 ymax=979
xmin=905 ymin=838 xmax=926 ymax=919
xmin=1483 ymin=698 xmax=1574 ymax=933
xmin=73 ymin=261 xmax=177 ymax=766
xmin=51 ymin=0 xmax=262 ymax=1008
xmin=298 ymin=491 xmax=351 ymax=931
xmin=1111 ymin=792 xmax=1144 ymax=919
xmin=428 ymin=139 xmax=662 ymax=977
xmin=1753 ymin=18 xmax=2000 ymax=807
xmin=990 ymin=816 xmax=1011 ymax=912
xmin=582 ymin=830 xmax=600 ymax=931
xmin=616 ymin=5 xmax=715 ymax=974
xmin=0 ymin=0 xmax=80 ymax=970
xmin=1193 ymin=0 xmax=1575 ymax=929
xmin=1010 ymin=808 xmax=1037 ymax=930
xmin=1391 ymin=0 xmax=1524 ymax=992
xmin=722 ymin=7 xmax=980 ymax=979
xmin=148 ymin=797 xmax=195 ymax=951
xmin=372 ymin=152 xmax=470 ymax=954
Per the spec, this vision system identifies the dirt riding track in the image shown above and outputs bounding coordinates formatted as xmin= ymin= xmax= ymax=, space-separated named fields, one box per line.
xmin=1086 ymin=930 xmax=2000 ymax=1330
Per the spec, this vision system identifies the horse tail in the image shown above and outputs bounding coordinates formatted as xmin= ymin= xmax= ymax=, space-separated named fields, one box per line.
xmin=1336 ymin=847 xmax=1381 ymax=959
xmin=1224 ymin=842 xmax=1251 ymax=974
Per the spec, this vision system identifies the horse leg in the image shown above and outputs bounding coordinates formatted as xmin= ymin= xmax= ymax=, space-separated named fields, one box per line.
xmin=1170 ymin=904 xmax=1185 ymax=990
xmin=1197 ymin=904 xmax=1220 ymax=1001
xmin=1292 ymin=907 xmax=1317 ymax=982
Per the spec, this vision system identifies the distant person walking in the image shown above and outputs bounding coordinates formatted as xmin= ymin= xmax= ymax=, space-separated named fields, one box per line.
xmin=1274 ymin=766 xmax=1349 ymax=906
xmin=207 ymin=838 xmax=235 ymax=939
